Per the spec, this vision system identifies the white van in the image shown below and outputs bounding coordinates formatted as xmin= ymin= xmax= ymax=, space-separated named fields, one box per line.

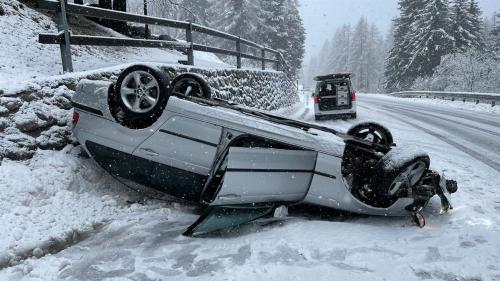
xmin=313 ymin=73 xmax=357 ymax=120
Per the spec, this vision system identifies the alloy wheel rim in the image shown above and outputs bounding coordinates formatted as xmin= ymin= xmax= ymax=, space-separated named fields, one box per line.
xmin=120 ymin=71 xmax=160 ymax=113
xmin=388 ymin=160 xmax=427 ymax=196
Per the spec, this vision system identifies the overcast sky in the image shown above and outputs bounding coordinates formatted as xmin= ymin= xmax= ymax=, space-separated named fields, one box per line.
xmin=298 ymin=0 xmax=499 ymax=62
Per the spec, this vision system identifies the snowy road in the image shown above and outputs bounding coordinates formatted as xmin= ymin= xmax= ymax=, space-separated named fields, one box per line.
xmin=359 ymin=95 xmax=500 ymax=172
xmin=1 ymin=94 xmax=500 ymax=281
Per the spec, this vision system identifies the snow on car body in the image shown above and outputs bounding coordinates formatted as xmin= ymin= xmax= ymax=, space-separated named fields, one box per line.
xmin=71 ymin=65 xmax=457 ymax=236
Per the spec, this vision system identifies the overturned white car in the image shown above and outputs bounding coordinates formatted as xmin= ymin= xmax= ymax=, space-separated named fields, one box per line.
xmin=71 ymin=65 xmax=457 ymax=236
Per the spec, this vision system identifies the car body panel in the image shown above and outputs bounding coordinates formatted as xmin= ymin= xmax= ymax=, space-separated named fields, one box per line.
xmin=165 ymin=97 xmax=346 ymax=157
xmin=133 ymin=115 xmax=222 ymax=175
xmin=73 ymin=80 xmax=115 ymax=121
xmin=304 ymin=175 xmax=413 ymax=216
xmin=74 ymin=111 xmax=156 ymax=155
xmin=85 ymin=141 xmax=207 ymax=200
xmin=211 ymin=147 xmax=317 ymax=205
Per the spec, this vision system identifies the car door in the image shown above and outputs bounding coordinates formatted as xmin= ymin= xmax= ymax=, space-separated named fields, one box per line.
xmin=133 ymin=115 xmax=222 ymax=199
xmin=185 ymin=147 xmax=317 ymax=236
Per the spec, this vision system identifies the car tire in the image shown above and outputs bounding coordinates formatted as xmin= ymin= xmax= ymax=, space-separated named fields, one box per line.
xmin=351 ymin=113 xmax=357 ymax=119
xmin=110 ymin=64 xmax=171 ymax=129
xmin=315 ymin=115 xmax=321 ymax=121
xmin=171 ymin=74 xmax=211 ymax=99
xmin=347 ymin=122 xmax=393 ymax=146
xmin=367 ymin=147 xmax=430 ymax=207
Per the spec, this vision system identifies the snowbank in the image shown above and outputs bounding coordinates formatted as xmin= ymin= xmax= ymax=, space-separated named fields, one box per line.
xmin=0 ymin=145 xmax=189 ymax=269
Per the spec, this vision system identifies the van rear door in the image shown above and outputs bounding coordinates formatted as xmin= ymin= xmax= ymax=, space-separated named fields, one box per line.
xmin=318 ymin=80 xmax=352 ymax=111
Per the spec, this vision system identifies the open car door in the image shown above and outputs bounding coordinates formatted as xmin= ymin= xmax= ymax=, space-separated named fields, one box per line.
xmin=184 ymin=147 xmax=317 ymax=236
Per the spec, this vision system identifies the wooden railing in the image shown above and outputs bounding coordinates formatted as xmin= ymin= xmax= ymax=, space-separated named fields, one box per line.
xmin=37 ymin=0 xmax=291 ymax=74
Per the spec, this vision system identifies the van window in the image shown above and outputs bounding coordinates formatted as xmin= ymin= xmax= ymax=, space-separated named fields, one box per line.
xmin=319 ymin=82 xmax=335 ymax=97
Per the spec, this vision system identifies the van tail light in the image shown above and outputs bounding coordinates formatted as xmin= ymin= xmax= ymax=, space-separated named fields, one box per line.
xmin=352 ymin=92 xmax=357 ymax=101
xmin=313 ymin=96 xmax=318 ymax=104
xmin=72 ymin=111 xmax=80 ymax=127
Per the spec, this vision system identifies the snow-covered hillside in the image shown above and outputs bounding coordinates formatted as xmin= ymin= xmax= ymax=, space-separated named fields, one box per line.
xmin=0 ymin=0 xmax=226 ymax=89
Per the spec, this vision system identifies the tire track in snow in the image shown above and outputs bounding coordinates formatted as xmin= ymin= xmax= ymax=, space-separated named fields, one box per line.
xmin=359 ymin=105 xmax=500 ymax=172
xmin=298 ymin=107 xmax=310 ymax=120
xmin=378 ymin=104 xmax=500 ymax=138
xmin=0 ymin=221 xmax=108 ymax=270
xmin=362 ymin=96 xmax=500 ymax=128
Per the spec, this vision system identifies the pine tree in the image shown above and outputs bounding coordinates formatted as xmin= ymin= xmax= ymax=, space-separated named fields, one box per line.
xmin=408 ymin=0 xmax=454 ymax=77
xmin=384 ymin=0 xmax=425 ymax=90
xmin=304 ymin=55 xmax=319 ymax=88
xmin=349 ymin=17 xmax=370 ymax=91
xmin=209 ymin=0 xmax=264 ymax=48
xmin=495 ymin=13 xmax=500 ymax=52
xmin=179 ymin=0 xmax=212 ymax=25
xmin=450 ymin=0 xmax=483 ymax=51
xmin=385 ymin=0 xmax=454 ymax=90
xmin=316 ymin=40 xmax=331 ymax=74
xmin=261 ymin=0 xmax=305 ymax=77
xmin=327 ymin=24 xmax=351 ymax=73
xmin=366 ymin=24 xmax=385 ymax=92
xmin=451 ymin=0 xmax=472 ymax=51
xmin=467 ymin=0 xmax=484 ymax=48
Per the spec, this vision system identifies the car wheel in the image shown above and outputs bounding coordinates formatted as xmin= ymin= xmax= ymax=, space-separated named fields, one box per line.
xmin=110 ymin=65 xmax=171 ymax=129
xmin=368 ymin=147 xmax=430 ymax=207
xmin=171 ymin=74 xmax=211 ymax=99
xmin=347 ymin=122 xmax=393 ymax=146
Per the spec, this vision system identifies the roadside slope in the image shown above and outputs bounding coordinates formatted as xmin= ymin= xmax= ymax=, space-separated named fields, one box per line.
xmin=0 ymin=0 xmax=226 ymax=89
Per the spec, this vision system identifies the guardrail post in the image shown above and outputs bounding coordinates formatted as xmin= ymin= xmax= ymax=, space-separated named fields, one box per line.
xmin=492 ymin=101 xmax=496 ymax=107
xmin=236 ymin=37 xmax=242 ymax=69
xmin=261 ymin=49 xmax=265 ymax=70
xmin=186 ymin=21 xmax=194 ymax=66
xmin=275 ymin=54 xmax=280 ymax=71
xmin=56 ymin=0 xmax=73 ymax=72
xmin=143 ymin=0 xmax=149 ymax=39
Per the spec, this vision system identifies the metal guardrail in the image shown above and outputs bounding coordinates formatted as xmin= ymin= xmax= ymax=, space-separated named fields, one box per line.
xmin=37 ymin=0 xmax=290 ymax=74
xmin=390 ymin=91 xmax=500 ymax=107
